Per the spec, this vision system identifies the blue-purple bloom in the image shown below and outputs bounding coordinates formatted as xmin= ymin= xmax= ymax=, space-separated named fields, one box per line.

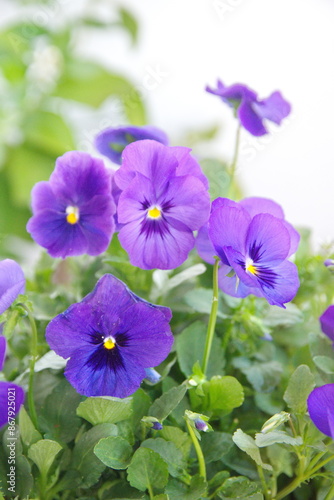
xmin=0 ymin=259 xmax=25 ymax=315
xmin=0 ymin=337 xmax=25 ymax=428
xmin=206 ymin=80 xmax=291 ymax=136
xmin=46 ymin=274 xmax=173 ymax=398
xmin=194 ymin=418 xmax=209 ymax=432
xmin=307 ymin=384 xmax=334 ymax=438
xmin=26 ymin=151 xmax=115 ymax=258
xmin=114 ymin=140 xmax=210 ymax=270
xmin=95 ymin=125 xmax=169 ymax=165
xmin=197 ymin=197 xmax=300 ymax=308
xmin=319 ymin=305 xmax=334 ymax=342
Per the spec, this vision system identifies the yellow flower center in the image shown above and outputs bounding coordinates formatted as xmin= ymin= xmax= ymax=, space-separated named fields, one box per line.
xmin=66 ymin=206 xmax=80 ymax=225
xmin=103 ymin=336 xmax=116 ymax=350
xmin=147 ymin=206 xmax=162 ymax=219
xmin=245 ymin=258 xmax=258 ymax=276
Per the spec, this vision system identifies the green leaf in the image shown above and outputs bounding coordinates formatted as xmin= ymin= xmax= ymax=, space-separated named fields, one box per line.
xmin=218 ymin=476 xmax=263 ymax=499
xmin=77 ymin=396 xmax=133 ymax=425
xmin=233 ymin=357 xmax=282 ymax=393
xmin=28 ymin=439 xmax=62 ymax=477
xmin=208 ymin=376 xmax=244 ymax=413
xmin=160 ymin=426 xmax=192 ymax=461
xmin=165 ymin=474 xmax=207 ymax=500
xmin=132 ymin=388 xmax=151 ymax=429
xmin=18 ymin=406 xmax=42 ymax=447
xmin=127 ymin=447 xmax=169 ymax=492
xmin=313 ymin=355 xmax=334 ymax=374
xmin=94 ymin=436 xmax=133 ymax=470
xmin=24 ymin=111 xmax=76 ymax=157
xmin=141 ymin=438 xmax=185 ymax=477
xmin=184 ymin=288 xmax=227 ymax=319
xmin=232 ymin=429 xmax=272 ymax=471
xmin=283 ymin=365 xmax=315 ymax=414
xmin=39 ymin=380 xmax=82 ymax=444
xmin=176 ymin=321 xmax=225 ymax=378
xmin=118 ymin=7 xmax=138 ymax=44
xmin=53 ymin=61 xmax=146 ymax=124
xmin=263 ymin=303 xmax=303 ymax=328
xmin=255 ymin=430 xmax=303 ymax=447
xmin=201 ymin=432 xmax=233 ymax=463
xmin=72 ymin=423 xmax=118 ymax=488
xmin=149 ymin=384 xmax=187 ymax=421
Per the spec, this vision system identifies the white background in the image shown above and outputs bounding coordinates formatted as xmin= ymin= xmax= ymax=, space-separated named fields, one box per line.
xmin=3 ymin=0 xmax=334 ymax=249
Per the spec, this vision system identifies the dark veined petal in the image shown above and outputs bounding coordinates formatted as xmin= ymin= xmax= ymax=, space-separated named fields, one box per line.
xmin=307 ymin=384 xmax=334 ymax=438
xmin=209 ymin=206 xmax=251 ymax=265
xmin=246 ymin=213 xmax=291 ymax=264
xmin=319 ymin=305 xmax=334 ymax=342
xmin=258 ymin=260 xmax=299 ymax=308
xmin=0 ymin=260 xmax=25 ymax=315
xmin=118 ymin=218 xmax=195 ymax=270
xmin=0 ymin=382 xmax=25 ymax=428
xmin=0 ymin=336 xmax=6 ymax=371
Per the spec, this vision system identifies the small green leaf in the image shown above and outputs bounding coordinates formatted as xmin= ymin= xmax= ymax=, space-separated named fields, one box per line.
xmin=208 ymin=376 xmax=244 ymax=413
xmin=255 ymin=430 xmax=303 ymax=447
xmin=176 ymin=321 xmax=225 ymax=378
xmin=283 ymin=365 xmax=315 ymax=414
xmin=232 ymin=429 xmax=272 ymax=471
xmin=118 ymin=7 xmax=138 ymax=44
xmin=72 ymin=423 xmax=118 ymax=488
xmin=165 ymin=474 xmax=207 ymax=500
xmin=28 ymin=439 xmax=62 ymax=477
xmin=94 ymin=436 xmax=133 ymax=470
xmin=127 ymin=447 xmax=169 ymax=492
xmin=201 ymin=432 xmax=233 ymax=463
xmin=160 ymin=426 xmax=192 ymax=461
xmin=77 ymin=396 xmax=133 ymax=425
xmin=141 ymin=438 xmax=185 ymax=477
xmin=184 ymin=288 xmax=227 ymax=319
xmin=233 ymin=358 xmax=282 ymax=393
xmin=313 ymin=355 xmax=334 ymax=374
xmin=149 ymin=384 xmax=187 ymax=421
xmin=18 ymin=406 xmax=42 ymax=447
xmin=218 ymin=476 xmax=263 ymax=499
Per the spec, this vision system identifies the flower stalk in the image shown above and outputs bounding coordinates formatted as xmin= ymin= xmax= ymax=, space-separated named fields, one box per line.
xmin=201 ymin=257 xmax=220 ymax=376
xmin=185 ymin=418 xmax=206 ymax=481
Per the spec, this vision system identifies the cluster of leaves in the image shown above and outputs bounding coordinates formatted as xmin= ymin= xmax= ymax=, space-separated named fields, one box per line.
xmin=1 ymin=229 xmax=334 ymax=499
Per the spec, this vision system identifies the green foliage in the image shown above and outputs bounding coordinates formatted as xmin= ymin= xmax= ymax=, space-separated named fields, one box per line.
xmin=283 ymin=364 xmax=315 ymax=414
xmin=127 ymin=447 xmax=169 ymax=492
xmin=94 ymin=436 xmax=133 ymax=470
xmin=77 ymin=396 xmax=133 ymax=425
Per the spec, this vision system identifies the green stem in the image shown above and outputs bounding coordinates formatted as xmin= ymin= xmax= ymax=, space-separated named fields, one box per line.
xmin=256 ymin=465 xmax=270 ymax=500
xmin=201 ymin=258 xmax=220 ymax=377
xmin=228 ymin=124 xmax=241 ymax=197
xmin=307 ymin=454 xmax=334 ymax=476
xmin=186 ymin=419 xmax=206 ymax=481
xmin=19 ymin=303 xmax=39 ymax=430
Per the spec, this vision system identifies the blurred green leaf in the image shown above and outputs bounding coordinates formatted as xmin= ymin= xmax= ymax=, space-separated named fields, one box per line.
xmin=53 ymin=61 xmax=146 ymax=124
xmin=18 ymin=406 xmax=42 ymax=447
xmin=141 ymin=438 xmax=185 ymax=477
xmin=118 ymin=7 xmax=138 ymax=45
xmin=149 ymin=384 xmax=187 ymax=421
xmin=217 ymin=476 xmax=263 ymax=499
xmin=255 ymin=430 xmax=302 ymax=447
xmin=232 ymin=429 xmax=272 ymax=471
xmin=28 ymin=439 xmax=62 ymax=477
xmin=165 ymin=474 xmax=207 ymax=500
xmin=283 ymin=365 xmax=315 ymax=415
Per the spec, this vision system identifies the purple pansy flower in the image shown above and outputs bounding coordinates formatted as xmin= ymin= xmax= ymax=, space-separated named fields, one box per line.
xmin=198 ymin=197 xmax=299 ymax=308
xmin=26 ymin=151 xmax=115 ymax=259
xmin=307 ymin=384 xmax=334 ymax=438
xmin=0 ymin=259 xmax=25 ymax=315
xmin=0 ymin=337 xmax=25 ymax=428
xmin=319 ymin=305 xmax=334 ymax=342
xmin=95 ymin=125 xmax=169 ymax=165
xmin=113 ymin=140 xmax=210 ymax=270
xmin=206 ymin=80 xmax=291 ymax=136
xmin=46 ymin=274 xmax=173 ymax=398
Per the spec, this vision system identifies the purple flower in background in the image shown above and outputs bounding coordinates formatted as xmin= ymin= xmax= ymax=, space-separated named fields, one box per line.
xmin=194 ymin=418 xmax=209 ymax=432
xmin=0 ymin=259 xmax=25 ymax=315
xmin=319 ymin=305 xmax=334 ymax=342
xmin=0 ymin=337 xmax=25 ymax=428
xmin=114 ymin=140 xmax=210 ymax=270
xmin=95 ymin=125 xmax=169 ymax=165
xmin=27 ymin=151 xmax=115 ymax=258
xmin=307 ymin=384 xmax=334 ymax=438
xmin=204 ymin=197 xmax=299 ymax=308
xmin=46 ymin=274 xmax=173 ymax=398
xmin=206 ymin=80 xmax=291 ymax=136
